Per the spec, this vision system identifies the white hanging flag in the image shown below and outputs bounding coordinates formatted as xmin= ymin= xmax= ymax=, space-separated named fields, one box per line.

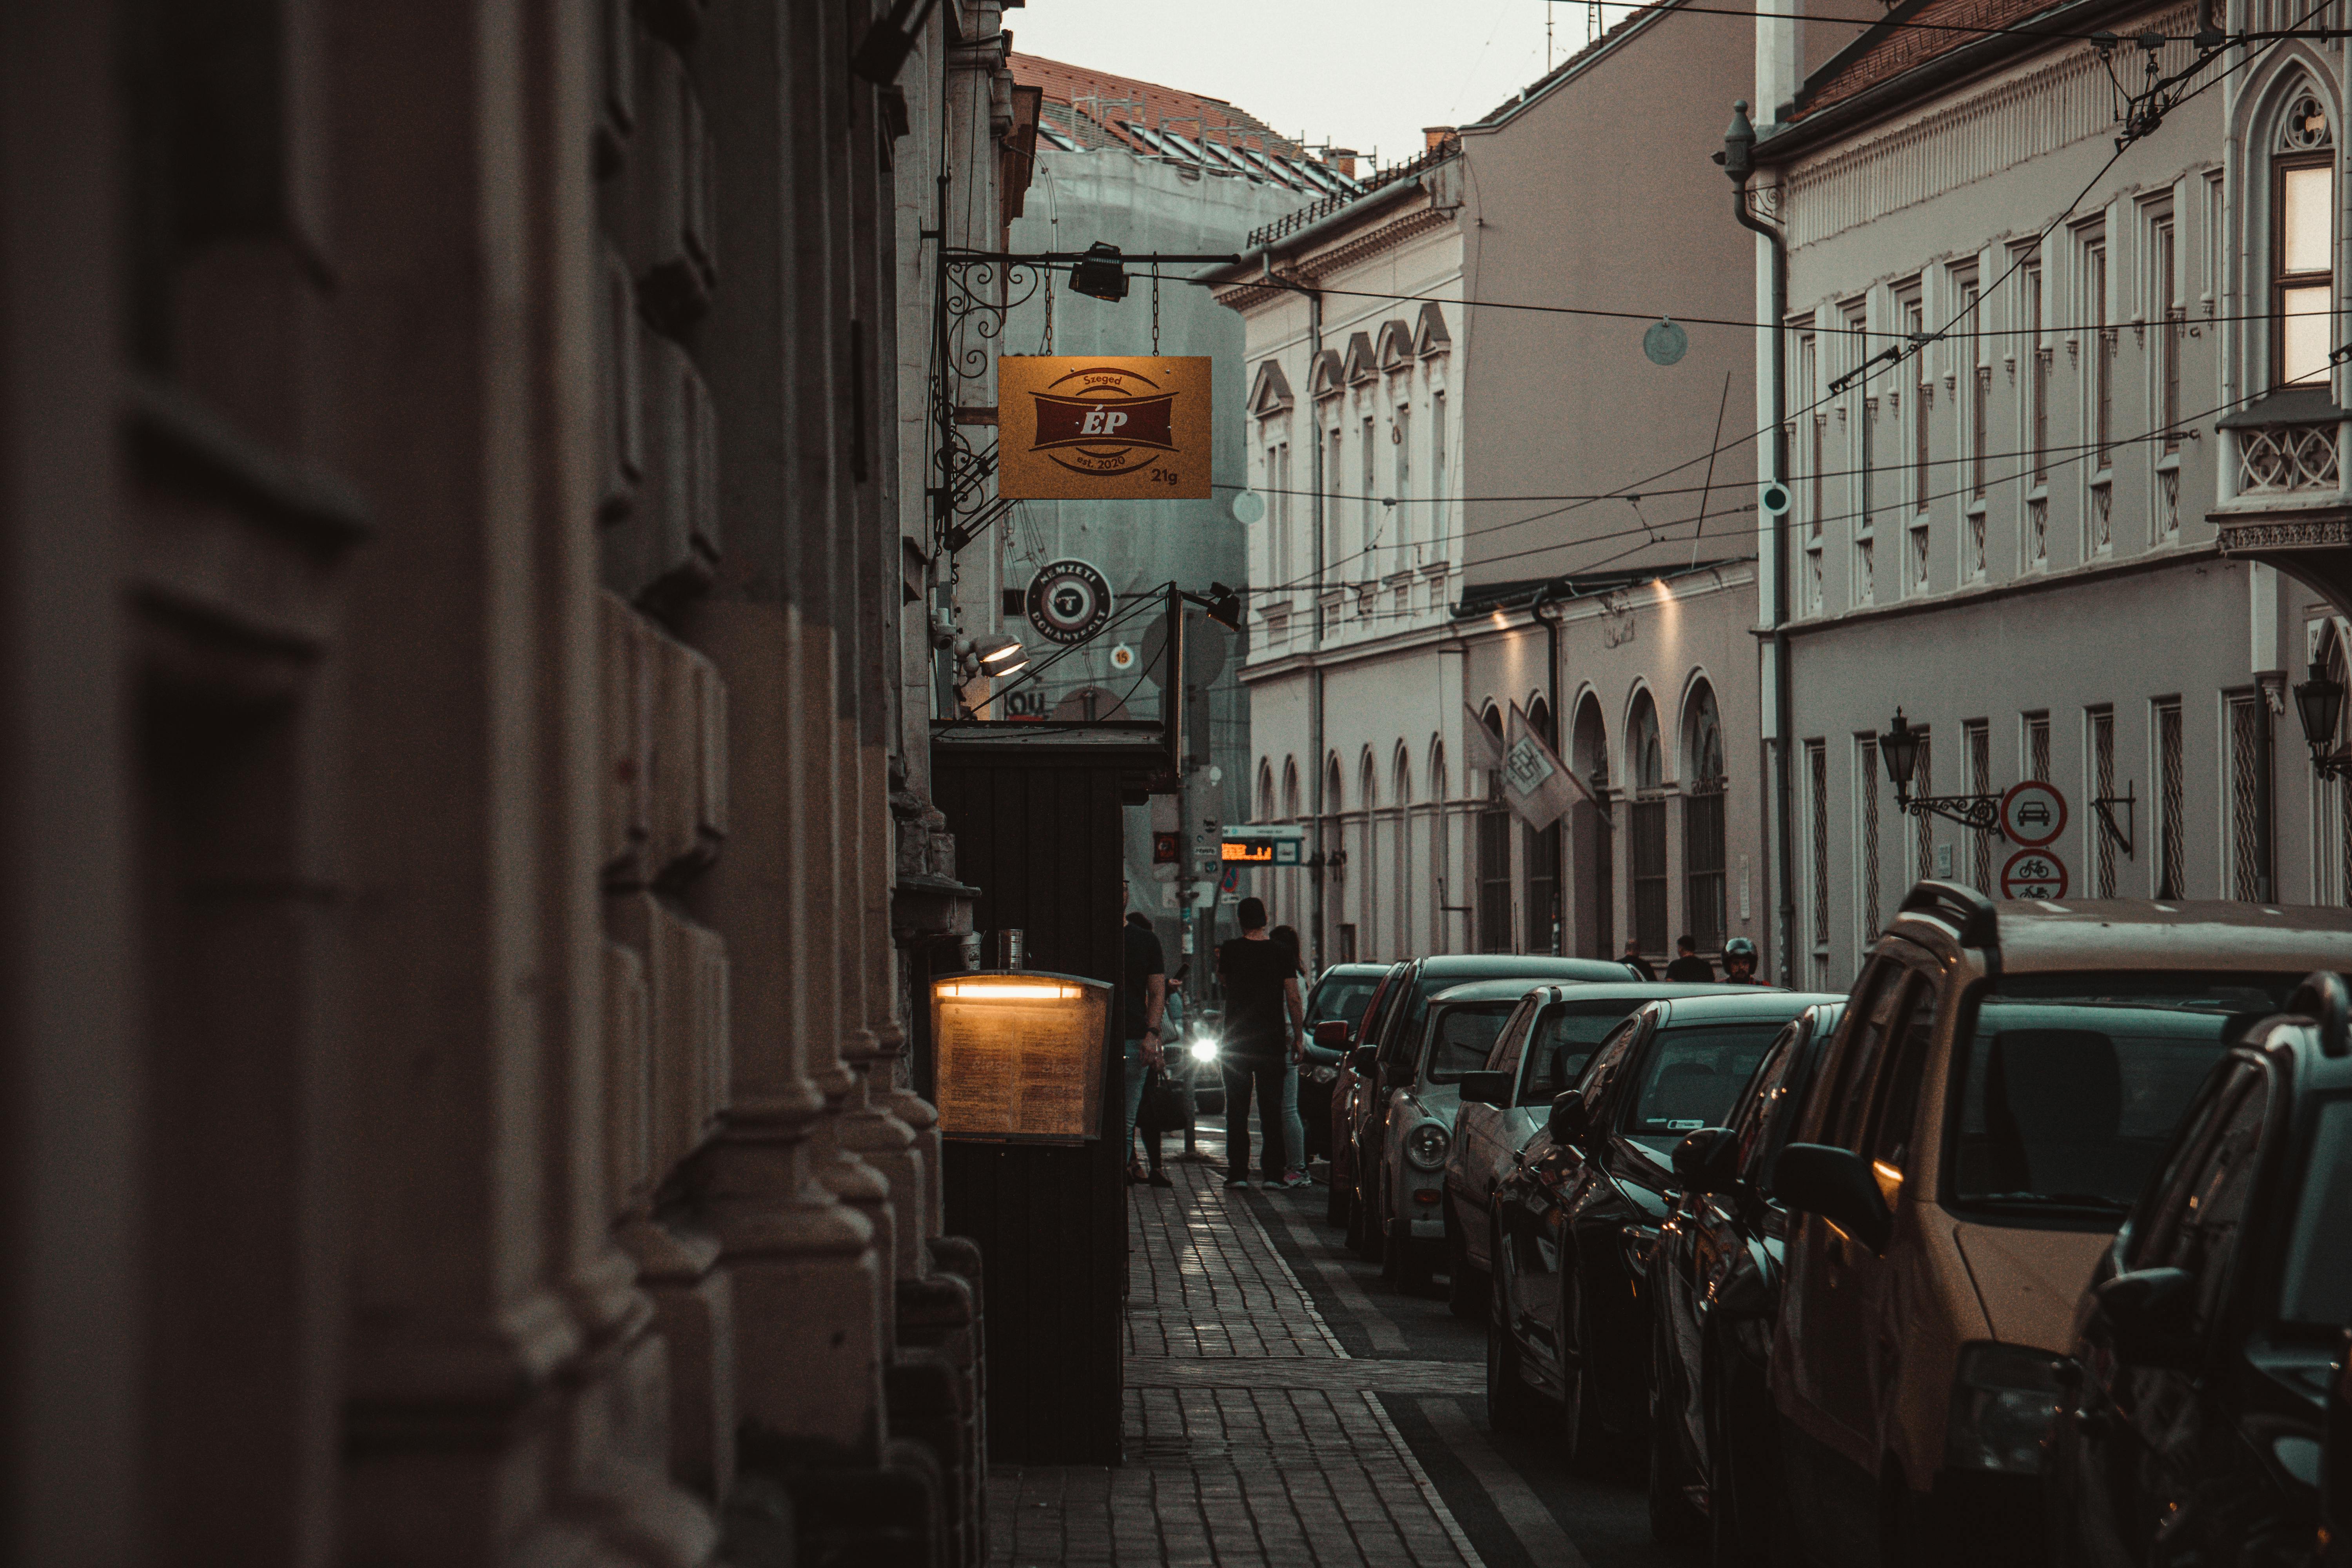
xmin=1503 ymin=701 xmax=1579 ymax=832
xmin=1462 ymin=702 xmax=1507 ymax=775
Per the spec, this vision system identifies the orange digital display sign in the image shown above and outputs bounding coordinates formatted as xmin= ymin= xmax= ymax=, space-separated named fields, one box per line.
xmin=1221 ymin=841 xmax=1275 ymax=864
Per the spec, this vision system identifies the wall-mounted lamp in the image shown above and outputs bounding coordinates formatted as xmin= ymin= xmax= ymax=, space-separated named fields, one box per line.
xmin=2294 ymin=662 xmax=2352 ymax=779
xmin=1878 ymin=708 xmax=2002 ymax=832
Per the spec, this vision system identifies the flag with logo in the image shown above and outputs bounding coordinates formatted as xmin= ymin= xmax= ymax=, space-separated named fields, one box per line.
xmin=1502 ymin=701 xmax=1579 ymax=831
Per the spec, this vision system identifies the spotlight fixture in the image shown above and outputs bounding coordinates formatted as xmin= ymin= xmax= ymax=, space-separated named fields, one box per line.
xmin=978 ymin=636 xmax=1025 ymax=666
xmin=1068 ymin=241 xmax=1129 ymax=302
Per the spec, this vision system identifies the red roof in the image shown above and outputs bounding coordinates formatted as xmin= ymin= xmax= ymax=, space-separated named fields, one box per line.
xmin=1007 ymin=53 xmax=1308 ymax=161
xmin=1794 ymin=0 xmax=2071 ymax=120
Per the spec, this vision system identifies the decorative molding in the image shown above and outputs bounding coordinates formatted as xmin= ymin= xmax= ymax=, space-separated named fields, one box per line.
xmin=2213 ymin=513 xmax=2352 ymax=551
xmin=1781 ymin=10 xmax=2194 ymax=249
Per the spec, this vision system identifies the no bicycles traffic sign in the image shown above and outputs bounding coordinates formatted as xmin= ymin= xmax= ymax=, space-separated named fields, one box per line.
xmin=2001 ymin=847 xmax=2069 ymax=900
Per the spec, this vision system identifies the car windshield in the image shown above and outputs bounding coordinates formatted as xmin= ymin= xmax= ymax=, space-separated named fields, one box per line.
xmin=1309 ymin=978 xmax=1381 ymax=1027
xmin=1622 ymin=1023 xmax=1785 ymax=1147
xmin=1950 ymin=971 xmax=2300 ymax=1216
xmin=1523 ymin=1000 xmax=1659 ymax=1102
xmin=1424 ymin=1002 xmax=1519 ymax=1083
xmin=2281 ymin=1095 xmax=2352 ymax=1326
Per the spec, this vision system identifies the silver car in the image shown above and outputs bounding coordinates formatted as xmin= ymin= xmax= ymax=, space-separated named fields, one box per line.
xmin=1442 ymin=980 xmax=1757 ymax=1318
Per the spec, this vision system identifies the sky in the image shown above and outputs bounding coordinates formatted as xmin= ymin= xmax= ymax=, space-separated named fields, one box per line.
xmin=1006 ymin=0 xmax=1638 ymax=172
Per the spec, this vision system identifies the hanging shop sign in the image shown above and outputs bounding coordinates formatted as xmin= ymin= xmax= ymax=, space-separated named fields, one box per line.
xmin=929 ymin=972 xmax=1111 ymax=1142
xmin=996 ymin=356 xmax=1213 ymax=499
xmin=1025 ymin=558 xmax=1116 ymax=645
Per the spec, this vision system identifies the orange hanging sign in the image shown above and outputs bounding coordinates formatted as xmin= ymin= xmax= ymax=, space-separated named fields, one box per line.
xmin=996 ymin=356 xmax=1213 ymax=499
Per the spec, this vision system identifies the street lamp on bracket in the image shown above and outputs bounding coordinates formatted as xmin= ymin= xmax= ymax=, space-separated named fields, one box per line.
xmin=2294 ymin=662 xmax=2352 ymax=780
xmin=1878 ymin=709 xmax=2003 ymax=833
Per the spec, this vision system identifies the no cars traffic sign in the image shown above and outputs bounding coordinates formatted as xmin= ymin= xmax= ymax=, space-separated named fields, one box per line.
xmin=2000 ymin=780 xmax=2067 ymax=848
xmin=2001 ymin=847 xmax=2069 ymax=900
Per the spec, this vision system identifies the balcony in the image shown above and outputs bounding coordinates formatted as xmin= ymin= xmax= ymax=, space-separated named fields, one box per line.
xmin=2222 ymin=386 xmax=2344 ymax=496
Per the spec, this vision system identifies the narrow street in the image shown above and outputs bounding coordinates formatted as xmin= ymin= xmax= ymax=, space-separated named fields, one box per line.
xmin=987 ymin=1131 xmax=1671 ymax=1568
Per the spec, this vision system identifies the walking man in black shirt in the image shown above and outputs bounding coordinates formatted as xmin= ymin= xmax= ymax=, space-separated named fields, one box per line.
xmin=1664 ymin=934 xmax=1714 ymax=982
xmin=1214 ymin=897 xmax=1303 ymax=1188
xmin=1121 ymin=881 xmax=1170 ymax=1187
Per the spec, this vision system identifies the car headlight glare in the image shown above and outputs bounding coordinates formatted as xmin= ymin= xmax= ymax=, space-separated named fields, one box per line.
xmin=1189 ymin=1038 xmax=1219 ymax=1063
xmin=1944 ymin=1341 xmax=2060 ymax=1475
xmin=1405 ymin=1121 xmax=1450 ymax=1171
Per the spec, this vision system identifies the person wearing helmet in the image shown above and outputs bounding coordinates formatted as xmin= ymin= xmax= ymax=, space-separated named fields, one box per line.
xmin=1720 ymin=936 xmax=1760 ymax=984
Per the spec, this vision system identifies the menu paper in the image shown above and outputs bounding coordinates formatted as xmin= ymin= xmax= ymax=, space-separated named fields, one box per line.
xmin=932 ymin=976 xmax=1109 ymax=1142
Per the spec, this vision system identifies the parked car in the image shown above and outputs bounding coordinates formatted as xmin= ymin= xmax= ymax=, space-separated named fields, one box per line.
xmin=1643 ymin=999 xmax=1845 ymax=1558
xmin=1485 ymin=988 xmax=1841 ymax=1467
xmin=1330 ymin=962 xmax=1409 ymax=1227
xmin=1346 ymin=953 xmax=1641 ymax=1261
xmin=1299 ymin=963 xmax=1390 ymax=1164
xmin=1766 ymin=883 xmax=2352 ymax=1568
xmin=1449 ymin=980 xmax=1737 ymax=1319
xmin=1364 ymin=979 xmax=1546 ymax=1294
xmin=2045 ymin=975 xmax=2352 ymax=1568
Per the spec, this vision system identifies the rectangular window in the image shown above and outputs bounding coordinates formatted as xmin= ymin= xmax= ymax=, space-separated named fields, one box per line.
xmin=1394 ymin=406 xmax=1412 ymax=555
xmin=1856 ymin=736 xmax=1883 ymax=946
xmin=1911 ymin=728 xmax=1935 ymax=885
xmin=2278 ymin=147 xmax=2335 ymax=386
xmin=1327 ymin=427 xmax=1342 ymax=575
xmin=1848 ymin=307 xmax=1872 ymax=532
xmin=2025 ymin=711 xmax=2052 ymax=782
xmin=1972 ymin=365 xmax=1990 ymax=499
xmin=1527 ymin=820 xmax=1561 ymax=955
xmin=2090 ymin=706 xmax=2117 ymax=897
xmin=1909 ymin=297 xmax=1930 ymax=512
xmin=1860 ymin=396 xmax=1876 ymax=530
xmin=1966 ymin=719 xmax=1993 ymax=892
xmin=2025 ymin=261 xmax=2048 ymax=483
xmin=2155 ymin=219 xmax=2181 ymax=451
xmin=1432 ymin=392 xmax=1447 ymax=545
xmin=2229 ymin=691 xmax=2267 ymax=901
xmin=1632 ymin=797 xmax=1668 ymax=957
xmin=1278 ymin=442 xmax=1293 ymax=583
xmin=1800 ymin=330 xmax=1821 ymax=534
xmin=1807 ymin=739 xmax=1830 ymax=958
xmin=1361 ymin=416 xmax=1376 ymax=573
xmin=2089 ymin=239 xmax=2112 ymax=470
xmin=2156 ymin=698 xmax=2185 ymax=898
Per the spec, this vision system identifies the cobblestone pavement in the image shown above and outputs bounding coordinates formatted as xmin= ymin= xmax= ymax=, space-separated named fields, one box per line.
xmin=984 ymin=1129 xmax=1679 ymax=1568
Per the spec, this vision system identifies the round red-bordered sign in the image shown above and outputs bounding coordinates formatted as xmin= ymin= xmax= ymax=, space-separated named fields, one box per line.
xmin=2000 ymin=847 xmax=2069 ymax=900
xmin=2000 ymin=779 xmax=2068 ymax=848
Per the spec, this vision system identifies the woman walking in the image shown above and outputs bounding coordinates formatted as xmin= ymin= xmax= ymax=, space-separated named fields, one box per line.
xmin=1270 ymin=926 xmax=1321 ymax=1189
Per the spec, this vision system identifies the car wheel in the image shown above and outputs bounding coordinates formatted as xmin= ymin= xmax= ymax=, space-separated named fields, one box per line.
xmin=1648 ymin=1321 xmax=1704 ymax=1548
xmin=1485 ymin=1222 xmax=1542 ymax=1436
xmin=1557 ymin=1261 xmax=1611 ymax=1473
xmin=1446 ymin=1208 xmax=1484 ymax=1319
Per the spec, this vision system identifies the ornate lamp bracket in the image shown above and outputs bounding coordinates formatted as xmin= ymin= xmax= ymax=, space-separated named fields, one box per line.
xmin=1893 ymin=788 xmax=2002 ymax=834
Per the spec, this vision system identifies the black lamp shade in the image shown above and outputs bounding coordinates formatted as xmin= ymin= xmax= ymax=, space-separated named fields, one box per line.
xmin=1879 ymin=710 xmax=1921 ymax=790
xmin=2296 ymin=662 xmax=2344 ymax=752
xmin=1068 ymin=242 xmax=1129 ymax=302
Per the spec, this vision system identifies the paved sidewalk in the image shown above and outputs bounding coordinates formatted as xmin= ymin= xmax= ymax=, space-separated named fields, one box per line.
xmin=985 ymin=1157 xmax=1485 ymax=1567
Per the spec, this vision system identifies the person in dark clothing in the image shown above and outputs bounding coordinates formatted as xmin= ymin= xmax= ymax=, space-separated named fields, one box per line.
xmin=1214 ymin=897 xmax=1302 ymax=1188
xmin=1622 ymin=939 xmax=1658 ymax=982
xmin=1664 ymin=934 xmax=1714 ymax=983
xmin=1121 ymin=882 xmax=1171 ymax=1187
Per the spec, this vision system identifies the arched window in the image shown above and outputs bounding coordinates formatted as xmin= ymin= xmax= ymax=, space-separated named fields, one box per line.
xmin=1428 ymin=739 xmax=1450 ymax=953
xmin=1477 ymin=704 xmax=1512 ymax=951
xmin=1257 ymin=759 xmax=1276 ymax=822
xmin=1358 ymin=749 xmax=1379 ymax=959
xmin=1682 ymin=681 xmax=1728 ymax=953
xmin=1525 ymin=697 xmax=1560 ymax=954
xmin=2273 ymin=85 xmax=2334 ymax=389
xmin=1572 ymin=695 xmax=1612 ymax=959
xmin=1392 ymin=743 xmax=1413 ymax=956
xmin=1281 ymin=757 xmax=1301 ymax=820
xmin=1627 ymin=690 xmax=1668 ymax=956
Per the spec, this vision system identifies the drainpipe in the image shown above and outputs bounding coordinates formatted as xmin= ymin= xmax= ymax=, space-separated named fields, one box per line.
xmin=1299 ymin=272 xmax=1328 ymax=969
xmin=1722 ymin=101 xmax=1796 ymax=987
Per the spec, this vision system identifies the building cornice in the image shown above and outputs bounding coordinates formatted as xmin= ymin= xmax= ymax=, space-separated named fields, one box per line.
xmin=1770 ymin=541 xmax=2223 ymax=639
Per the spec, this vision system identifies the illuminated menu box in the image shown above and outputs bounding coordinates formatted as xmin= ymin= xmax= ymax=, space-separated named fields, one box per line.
xmin=930 ymin=972 xmax=1111 ymax=1142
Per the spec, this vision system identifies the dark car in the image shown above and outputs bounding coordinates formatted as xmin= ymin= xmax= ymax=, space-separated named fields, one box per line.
xmin=2047 ymin=978 xmax=2352 ymax=1568
xmin=1485 ymin=988 xmax=1842 ymax=1469
xmin=1643 ymin=1000 xmax=1845 ymax=1557
xmin=1450 ymin=981 xmax=1742 ymax=1320
xmin=1330 ymin=962 xmax=1409 ymax=1227
xmin=1345 ymin=953 xmax=1641 ymax=1261
xmin=1300 ymin=964 xmax=1389 ymax=1164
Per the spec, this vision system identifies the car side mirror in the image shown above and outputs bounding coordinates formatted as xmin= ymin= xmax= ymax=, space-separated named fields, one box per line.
xmin=1772 ymin=1143 xmax=1892 ymax=1253
xmin=1347 ymin=1045 xmax=1379 ymax=1076
xmin=1671 ymin=1127 xmax=1739 ymax=1194
xmin=1459 ymin=1070 xmax=1512 ymax=1107
xmin=1383 ymin=1056 xmax=1416 ymax=1089
xmin=2093 ymin=1267 xmax=2199 ymax=1367
xmin=1314 ymin=1019 xmax=1352 ymax=1050
xmin=1546 ymin=1091 xmax=1589 ymax=1146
